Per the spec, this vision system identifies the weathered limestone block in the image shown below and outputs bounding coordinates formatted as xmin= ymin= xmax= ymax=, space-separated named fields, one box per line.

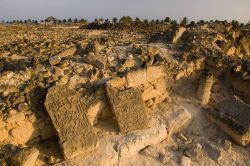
xmin=232 ymin=77 xmax=250 ymax=103
xmin=197 ymin=74 xmax=215 ymax=105
xmin=172 ymin=27 xmax=186 ymax=44
xmin=57 ymin=46 xmax=77 ymax=58
xmin=163 ymin=107 xmax=192 ymax=136
xmin=146 ymin=45 xmax=161 ymax=56
xmin=146 ymin=66 xmax=163 ymax=83
xmin=158 ymin=102 xmax=192 ymax=136
xmin=155 ymin=77 xmax=167 ymax=93
xmin=61 ymin=137 xmax=119 ymax=166
xmin=106 ymin=77 xmax=127 ymax=88
xmin=239 ymin=37 xmax=250 ymax=56
xmin=10 ymin=120 xmax=40 ymax=145
xmin=67 ymin=75 xmax=86 ymax=89
xmin=125 ymin=69 xmax=147 ymax=87
xmin=125 ymin=66 xmax=163 ymax=88
xmin=11 ymin=148 xmax=39 ymax=166
xmin=84 ymin=53 xmax=107 ymax=69
xmin=204 ymin=141 xmax=225 ymax=162
xmin=142 ymin=85 xmax=161 ymax=101
xmin=85 ymin=40 xmax=104 ymax=54
xmin=205 ymin=99 xmax=250 ymax=146
xmin=106 ymin=86 xmax=149 ymax=133
xmin=175 ymin=70 xmax=186 ymax=80
xmin=49 ymin=55 xmax=61 ymax=66
xmin=117 ymin=124 xmax=168 ymax=159
xmin=45 ymin=86 xmax=99 ymax=159
xmin=5 ymin=111 xmax=25 ymax=124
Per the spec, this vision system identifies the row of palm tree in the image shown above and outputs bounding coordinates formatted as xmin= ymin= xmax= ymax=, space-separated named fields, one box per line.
xmin=1 ymin=17 xmax=249 ymax=27
xmin=0 ymin=18 xmax=88 ymax=24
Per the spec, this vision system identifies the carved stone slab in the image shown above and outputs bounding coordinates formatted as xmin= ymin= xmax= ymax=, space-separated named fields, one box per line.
xmin=206 ymin=99 xmax=250 ymax=146
xmin=45 ymin=85 xmax=99 ymax=159
xmin=106 ymin=86 xmax=149 ymax=133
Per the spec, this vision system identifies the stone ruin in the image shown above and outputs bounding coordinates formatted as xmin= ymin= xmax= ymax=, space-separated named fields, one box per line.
xmin=106 ymin=86 xmax=149 ymax=133
xmin=43 ymin=65 xmax=167 ymax=158
xmin=44 ymin=86 xmax=99 ymax=159
xmin=205 ymin=99 xmax=250 ymax=146
xmin=0 ymin=22 xmax=250 ymax=165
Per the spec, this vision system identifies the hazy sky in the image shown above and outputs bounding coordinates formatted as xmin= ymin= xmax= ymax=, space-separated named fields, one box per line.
xmin=0 ymin=0 xmax=249 ymax=22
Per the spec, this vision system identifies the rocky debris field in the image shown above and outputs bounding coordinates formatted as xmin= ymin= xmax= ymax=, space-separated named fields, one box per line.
xmin=0 ymin=23 xmax=250 ymax=166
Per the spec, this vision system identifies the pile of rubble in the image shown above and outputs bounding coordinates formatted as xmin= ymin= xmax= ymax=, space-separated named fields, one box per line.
xmin=0 ymin=23 xmax=250 ymax=166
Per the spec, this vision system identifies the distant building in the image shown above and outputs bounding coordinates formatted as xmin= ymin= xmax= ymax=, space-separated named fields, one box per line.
xmin=44 ymin=16 xmax=59 ymax=27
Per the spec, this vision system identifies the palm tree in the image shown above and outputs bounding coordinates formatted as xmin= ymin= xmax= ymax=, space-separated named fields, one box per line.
xmin=197 ymin=20 xmax=205 ymax=25
xmin=231 ymin=20 xmax=239 ymax=29
xmin=180 ymin=17 xmax=188 ymax=26
xmin=247 ymin=20 xmax=250 ymax=26
xmin=112 ymin=17 xmax=118 ymax=24
xmin=189 ymin=21 xmax=196 ymax=27
xmin=80 ymin=18 xmax=87 ymax=24
xmin=171 ymin=20 xmax=177 ymax=25
xmin=119 ymin=16 xmax=133 ymax=25
xmin=164 ymin=17 xmax=171 ymax=23
xmin=143 ymin=19 xmax=149 ymax=24
xmin=135 ymin=17 xmax=141 ymax=22
xmin=68 ymin=18 xmax=72 ymax=23
xmin=74 ymin=18 xmax=78 ymax=23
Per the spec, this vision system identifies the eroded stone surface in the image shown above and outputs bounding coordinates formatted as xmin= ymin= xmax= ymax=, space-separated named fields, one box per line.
xmin=117 ymin=124 xmax=168 ymax=159
xmin=11 ymin=148 xmax=39 ymax=166
xmin=45 ymin=85 xmax=99 ymax=159
xmin=206 ymin=99 xmax=250 ymax=146
xmin=106 ymin=86 xmax=149 ymax=133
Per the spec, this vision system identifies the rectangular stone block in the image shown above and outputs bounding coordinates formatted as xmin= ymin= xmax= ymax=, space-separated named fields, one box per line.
xmin=106 ymin=86 xmax=149 ymax=133
xmin=205 ymin=99 xmax=250 ymax=146
xmin=142 ymin=85 xmax=161 ymax=101
xmin=125 ymin=69 xmax=147 ymax=87
xmin=45 ymin=86 xmax=99 ymax=159
xmin=84 ymin=53 xmax=107 ymax=69
xmin=146 ymin=66 xmax=163 ymax=83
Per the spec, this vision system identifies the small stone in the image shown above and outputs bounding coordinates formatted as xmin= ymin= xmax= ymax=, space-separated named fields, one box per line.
xmin=57 ymin=46 xmax=77 ymax=58
xmin=204 ymin=141 xmax=224 ymax=162
xmin=6 ymin=110 xmax=25 ymax=123
xmin=140 ymin=145 xmax=159 ymax=159
xmin=11 ymin=148 xmax=39 ymax=166
xmin=57 ymin=75 xmax=69 ymax=85
xmin=47 ymin=156 xmax=55 ymax=164
xmin=53 ymin=67 xmax=64 ymax=76
xmin=175 ymin=70 xmax=185 ymax=80
xmin=159 ymin=152 xmax=171 ymax=164
xmin=49 ymin=55 xmax=61 ymax=66
xmin=17 ymin=103 xmax=30 ymax=113
xmin=184 ymin=143 xmax=203 ymax=161
xmin=10 ymin=121 xmax=39 ymax=145
xmin=180 ymin=156 xmax=191 ymax=166
xmin=234 ymin=65 xmax=242 ymax=72
xmin=84 ymin=53 xmax=107 ymax=69
xmin=223 ymin=140 xmax=232 ymax=153
xmin=117 ymin=124 xmax=168 ymax=159
xmin=242 ymin=72 xmax=250 ymax=80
